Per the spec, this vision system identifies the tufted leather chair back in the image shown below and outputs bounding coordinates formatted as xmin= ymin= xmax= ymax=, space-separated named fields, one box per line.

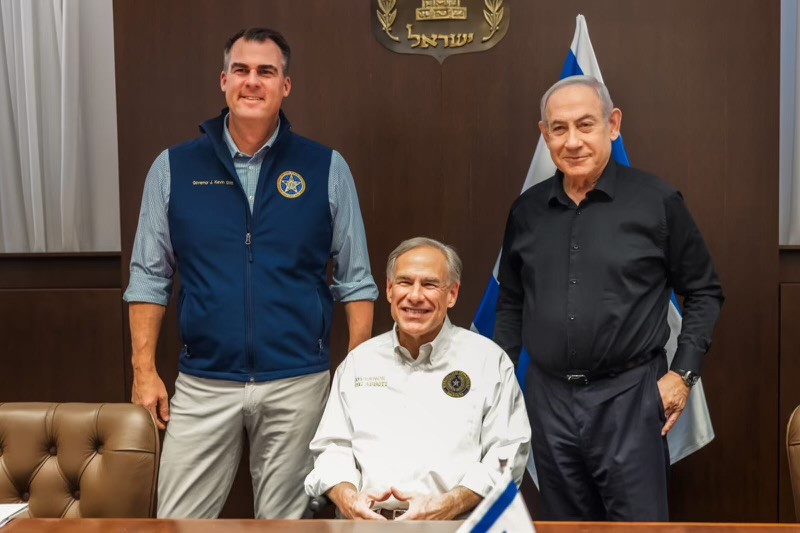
xmin=789 ymin=405 xmax=800 ymax=521
xmin=0 ymin=403 xmax=159 ymax=518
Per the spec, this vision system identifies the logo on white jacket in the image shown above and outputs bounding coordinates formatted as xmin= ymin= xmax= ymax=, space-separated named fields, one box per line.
xmin=442 ymin=370 xmax=471 ymax=398
xmin=277 ymin=171 xmax=306 ymax=198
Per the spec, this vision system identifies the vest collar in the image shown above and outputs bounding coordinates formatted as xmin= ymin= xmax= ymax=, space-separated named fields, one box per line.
xmin=199 ymin=109 xmax=292 ymax=178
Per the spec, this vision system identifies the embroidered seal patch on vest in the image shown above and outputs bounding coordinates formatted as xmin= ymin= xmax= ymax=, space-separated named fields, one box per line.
xmin=442 ymin=370 xmax=471 ymax=398
xmin=277 ymin=171 xmax=306 ymax=198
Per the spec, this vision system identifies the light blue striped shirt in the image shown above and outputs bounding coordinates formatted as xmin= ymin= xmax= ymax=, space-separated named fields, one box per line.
xmin=124 ymin=115 xmax=378 ymax=305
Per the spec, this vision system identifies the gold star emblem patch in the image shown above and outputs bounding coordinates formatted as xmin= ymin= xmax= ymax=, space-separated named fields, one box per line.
xmin=277 ymin=171 xmax=306 ymax=199
xmin=442 ymin=370 xmax=471 ymax=398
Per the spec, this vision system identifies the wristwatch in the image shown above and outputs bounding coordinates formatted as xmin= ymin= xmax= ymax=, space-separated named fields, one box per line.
xmin=673 ymin=368 xmax=700 ymax=388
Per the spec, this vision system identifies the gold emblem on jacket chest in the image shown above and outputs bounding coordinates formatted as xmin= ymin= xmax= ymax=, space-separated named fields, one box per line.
xmin=442 ymin=370 xmax=471 ymax=398
xmin=277 ymin=171 xmax=306 ymax=199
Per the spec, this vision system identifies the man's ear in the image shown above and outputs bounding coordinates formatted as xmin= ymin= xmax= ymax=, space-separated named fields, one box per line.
xmin=608 ymin=108 xmax=622 ymax=141
xmin=538 ymin=120 xmax=549 ymax=141
xmin=282 ymin=75 xmax=292 ymax=98
xmin=386 ymin=278 xmax=393 ymax=303
xmin=447 ymin=282 xmax=461 ymax=309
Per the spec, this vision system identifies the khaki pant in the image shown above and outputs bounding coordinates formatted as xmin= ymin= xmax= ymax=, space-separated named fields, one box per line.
xmin=157 ymin=371 xmax=330 ymax=519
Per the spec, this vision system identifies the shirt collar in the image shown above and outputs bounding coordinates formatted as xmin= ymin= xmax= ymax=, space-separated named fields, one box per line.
xmin=222 ymin=112 xmax=280 ymax=159
xmin=548 ymin=158 xmax=618 ymax=207
xmin=391 ymin=316 xmax=454 ymax=366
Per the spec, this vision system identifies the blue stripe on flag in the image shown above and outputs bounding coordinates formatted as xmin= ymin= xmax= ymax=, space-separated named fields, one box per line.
xmin=671 ymin=291 xmax=683 ymax=317
xmin=470 ymin=480 xmax=519 ymax=533
xmin=611 ymin=138 xmax=631 ymax=166
xmin=560 ymin=50 xmax=583 ymax=78
xmin=473 ymin=278 xmax=500 ymax=338
xmin=516 ymin=348 xmax=530 ymax=390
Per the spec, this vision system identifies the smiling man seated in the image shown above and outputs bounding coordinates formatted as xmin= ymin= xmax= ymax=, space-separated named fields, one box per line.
xmin=304 ymin=237 xmax=531 ymax=521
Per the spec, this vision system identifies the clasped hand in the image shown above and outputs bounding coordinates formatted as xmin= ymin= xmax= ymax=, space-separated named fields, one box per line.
xmin=328 ymin=483 xmax=461 ymax=521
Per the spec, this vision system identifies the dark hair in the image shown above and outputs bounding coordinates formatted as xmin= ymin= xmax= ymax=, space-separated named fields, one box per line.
xmin=223 ymin=28 xmax=291 ymax=74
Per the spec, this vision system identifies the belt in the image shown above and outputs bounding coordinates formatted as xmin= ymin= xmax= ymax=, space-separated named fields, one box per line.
xmin=375 ymin=508 xmax=406 ymax=520
xmin=549 ymin=348 xmax=664 ymax=385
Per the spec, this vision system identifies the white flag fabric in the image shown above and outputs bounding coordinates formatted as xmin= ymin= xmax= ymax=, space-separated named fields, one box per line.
xmin=471 ymin=14 xmax=714 ymax=485
xmin=456 ymin=469 xmax=536 ymax=533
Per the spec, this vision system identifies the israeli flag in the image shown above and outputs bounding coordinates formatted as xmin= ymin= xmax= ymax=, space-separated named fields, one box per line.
xmin=471 ymin=14 xmax=714 ymax=484
xmin=456 ymin=469 xmax=536 ymax=533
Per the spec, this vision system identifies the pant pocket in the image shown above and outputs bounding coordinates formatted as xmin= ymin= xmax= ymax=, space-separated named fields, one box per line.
xmin=651 ymin=358 xmax=667 ymax=423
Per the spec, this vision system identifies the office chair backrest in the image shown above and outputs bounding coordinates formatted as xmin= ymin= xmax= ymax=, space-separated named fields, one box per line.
xmin=0 ymin=403 xmax=159 ymax=518
xmin=788 ymin=404 xmax=800 ymax=521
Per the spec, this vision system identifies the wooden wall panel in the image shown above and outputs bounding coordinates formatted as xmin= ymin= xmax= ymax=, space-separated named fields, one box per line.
xmin=781 ymin=249 xmax=800 ymax=283
xmin=113 ymin=0 xmax=780 ymax=521
xmin=0 ymin=289 xmax=125 ymax=403
xmin=0 ymin=254 xmax=120 ymax=289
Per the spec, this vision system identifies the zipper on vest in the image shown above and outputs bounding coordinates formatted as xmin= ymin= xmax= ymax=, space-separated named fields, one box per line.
xmin=245 ymin=228 xmax=255 ymax=380
xmin=245 ymin=232 xmax=253 ymax=262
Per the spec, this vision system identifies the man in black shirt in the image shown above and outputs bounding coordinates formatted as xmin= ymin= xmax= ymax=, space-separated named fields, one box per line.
xmin=494 ymin=75 xmax=723 ymax=521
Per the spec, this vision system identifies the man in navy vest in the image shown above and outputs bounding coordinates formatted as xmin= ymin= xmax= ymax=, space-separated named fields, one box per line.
xmin=124 ymin=28 xmax=378 ymax=519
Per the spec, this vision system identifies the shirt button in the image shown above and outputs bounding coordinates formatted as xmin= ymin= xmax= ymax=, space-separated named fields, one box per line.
xmin=571 ymin=349 xmax=577 ymax=356
xmin=568 ymin=314 xmax=575 ymax=321
xmin=569 ymin=279 xmax=577 ymax=285
xmin=576 ymin=209 xmax=582 ymax=215
xmin=571 ymin=244 xmax=579 ymax=250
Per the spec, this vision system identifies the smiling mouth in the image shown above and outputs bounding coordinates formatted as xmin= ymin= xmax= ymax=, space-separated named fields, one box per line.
xmin=402 ymin=307 xmax=430 ymax=316
xmin=241 ymin=96 xmax=263 ymax=101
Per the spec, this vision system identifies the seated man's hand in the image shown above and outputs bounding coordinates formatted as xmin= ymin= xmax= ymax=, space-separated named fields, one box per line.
xmin=326 ymin=482 xmax=390 ymax=520
xmin=392 ymin=485 xmax=481 ymax=521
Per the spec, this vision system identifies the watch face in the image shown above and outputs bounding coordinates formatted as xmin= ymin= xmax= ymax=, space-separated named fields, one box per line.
xmin=676 ymin=369 xmax=698 ymax=387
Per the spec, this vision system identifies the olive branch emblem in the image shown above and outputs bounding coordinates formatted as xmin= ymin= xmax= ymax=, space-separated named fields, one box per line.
xmin=377 ymin=0 xmax=400 ymax=42
xmin=482 ymin=0 xmax=504 ymax=42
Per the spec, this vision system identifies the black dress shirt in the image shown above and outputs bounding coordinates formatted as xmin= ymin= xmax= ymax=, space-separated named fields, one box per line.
xmin=494 ymin=160 xmax=723 ymax=376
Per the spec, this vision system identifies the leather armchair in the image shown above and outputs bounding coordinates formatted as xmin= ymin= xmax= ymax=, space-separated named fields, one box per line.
xmin=0 ymin=403 xmax=159 ymax=518
xmin=788 ymin=404 xmax=800 ymax=521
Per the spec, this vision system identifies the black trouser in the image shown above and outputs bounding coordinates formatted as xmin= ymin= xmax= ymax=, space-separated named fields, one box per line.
xmin=527 ymin=355 xmax=670 ymax=521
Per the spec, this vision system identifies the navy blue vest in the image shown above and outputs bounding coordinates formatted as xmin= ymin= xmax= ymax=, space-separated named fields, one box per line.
xmin=168 ymin=111 xmax=334 ymax=382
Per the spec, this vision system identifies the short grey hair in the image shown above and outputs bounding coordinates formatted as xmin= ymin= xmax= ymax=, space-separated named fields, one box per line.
xmin=386 ymin=237 xmax=463 ymax=285
xmin=540 ymin=75 xmax=614 ymax=125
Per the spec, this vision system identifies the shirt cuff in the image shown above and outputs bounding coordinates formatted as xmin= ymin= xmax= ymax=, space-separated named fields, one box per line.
xmin=330 ymin=278 xmax=379 ymax=302
xmin=123 ymin=272 xmax=173 ymax=306
xmin=457 ymin=463 xmax=502 ymax=498
xmin=304 ymin=459 xmax=362 ymax=497
xmin=669 ymin=344 xmax=707 ymax=375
